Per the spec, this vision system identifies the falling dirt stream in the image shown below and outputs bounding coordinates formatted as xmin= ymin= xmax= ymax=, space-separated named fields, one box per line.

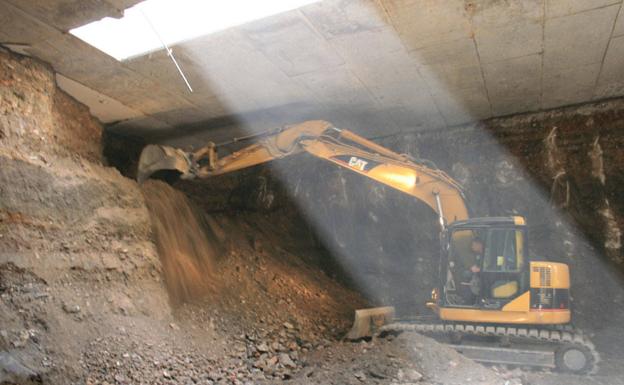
xmin=141 ymin=180 xmax=222 ymax=304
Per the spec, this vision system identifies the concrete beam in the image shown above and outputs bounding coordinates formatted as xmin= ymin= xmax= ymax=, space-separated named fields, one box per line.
xmin=470 ymin=0 xmax=544 ymax=26
xmin=242 ymin=11 xmax=344 ymax=77
xmin=0 ymin=1 xmax=58 ymax=44
xmin=614 ymin=4 xmax=624 ymax=36
xmin=483 ymin=54 xmax=541 ymax=116
xmin=328 ymin=27 xmax=406 ymax=60
xmin=430 ymin=85 xmax=491 ymax=126
xmin=595 ymin=35 xmax=624 ymax=98
xmin=410 ymin=38 xmax=480 ymax=68
xmin=27 ymin=33 xmax=120 ymax=85
xmin=370 ymin=79 xmax=432 ymax=111
xmin=345 ymin=52 xmax=422 ymax=88
xmin=542 ymin=63 xmax=601 ymax=108
xmin=470 ymin=0 xmax=544 ymax=65
xmin=4 ymin=0 xmax=128 ymax=31
xmin=293 ymin=66 xmax=369 ymax=101
xmin=419 ymin=63 xmax=485 ymax=92
xmin=544 ymin=5 xmax=619 ymax=72
xmin=176 ymin=29 xmax=294 ymax=107
xmin=545 ymin=0 xmax=621 ymax=19
xmin=300 ymin=0 xmax=387 ymax=40
xmin=385 ymin=0 xmax=472 ymax=50
xmin=475 ymin=20 xmax=543 ymax=64
xmin=56 ymin=74 xmax=144 ymax=123
xmin=79 ymin=66 xmax=193 ymax=114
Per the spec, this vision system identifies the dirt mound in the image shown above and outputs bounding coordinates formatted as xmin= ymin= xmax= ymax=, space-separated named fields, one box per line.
xmin=141 ymin=180 xmax=223 ymax=304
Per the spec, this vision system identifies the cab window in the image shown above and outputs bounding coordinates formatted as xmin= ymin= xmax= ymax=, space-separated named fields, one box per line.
xmin=483 ymin=229 xmax=524 ymax=272
xmin=449 ymin=229 xmax=484 ymax=271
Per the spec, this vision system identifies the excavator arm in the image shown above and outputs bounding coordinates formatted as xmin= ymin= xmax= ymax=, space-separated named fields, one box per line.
xmin=138 ymin=120 xmax=469 ymax=225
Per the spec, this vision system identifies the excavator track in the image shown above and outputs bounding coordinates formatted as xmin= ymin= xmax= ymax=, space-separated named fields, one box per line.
xmin=379 ymin=322 xmax=600 ymax=374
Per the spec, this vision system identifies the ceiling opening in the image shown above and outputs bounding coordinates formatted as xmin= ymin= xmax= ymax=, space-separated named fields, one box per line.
xmin=70 ymin=0 xmax=320 ymax=61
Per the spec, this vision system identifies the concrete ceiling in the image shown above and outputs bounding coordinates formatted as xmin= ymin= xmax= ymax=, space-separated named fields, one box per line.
xmin=1 ymin=0 xmax=624 ymax=141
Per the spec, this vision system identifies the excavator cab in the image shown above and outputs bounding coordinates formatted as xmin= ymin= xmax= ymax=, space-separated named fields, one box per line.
xmin=440 ymin=217 xmax=529 ymax=311
xmin=428 ymin=215 xmax=571 ymax=326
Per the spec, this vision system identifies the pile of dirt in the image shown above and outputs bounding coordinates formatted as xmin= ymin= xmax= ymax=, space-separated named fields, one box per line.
xmin=0 ymin=154 xmax=171 ymax=383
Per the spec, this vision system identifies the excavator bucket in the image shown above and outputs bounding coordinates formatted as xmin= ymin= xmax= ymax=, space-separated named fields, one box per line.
xmin=345 ymin=306 xmax=395 ymax=340
xmin=137 ymin=144 xmax=192 ymax=183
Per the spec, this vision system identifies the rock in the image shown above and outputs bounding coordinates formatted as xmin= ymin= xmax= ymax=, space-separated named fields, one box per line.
xmin=405 ymin=369 xmax=423 ymax=382
xmin=250 ymin=371 xmax=266 ymax=381
xmin=368 ymin=368 xmax=387 ymax=379
xmin=0 ymin=351 xmax=40 ymax=384
xmin=11 ymin=330 xmax=31 ymax=348
xmin=278 ymin=353 xmax=296 ymax=369
xmin=283 ymin=322 xmax=294 ymax=330
xmin=256 ymin=342 xmax=269 ymax=353
xmin=353 ymin=371 xmax=367 ymax=381
xmin=62 ymin=302 xmax=81 ymax=314
xmin=267 ymin=355 xmax=278 ymax=365
xmin=33 ymin=292 xmax=49 ymax=299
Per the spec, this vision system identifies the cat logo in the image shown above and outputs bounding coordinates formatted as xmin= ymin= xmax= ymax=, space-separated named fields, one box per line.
xmin=348 ymin=157 xmax=369 ymax=171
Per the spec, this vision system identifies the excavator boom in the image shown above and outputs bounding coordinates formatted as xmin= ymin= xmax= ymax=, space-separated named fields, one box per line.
xmin=138 ymin=120 xmax=469 ymax=225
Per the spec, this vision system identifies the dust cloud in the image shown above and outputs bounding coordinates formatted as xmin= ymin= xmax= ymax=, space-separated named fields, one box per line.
xmin=141 ymin=180 xmax=222 ymax=304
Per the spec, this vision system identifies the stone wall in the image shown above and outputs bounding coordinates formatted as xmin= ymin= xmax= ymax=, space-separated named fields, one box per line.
xmin=0 ymin=49 xmax=102 ymax=162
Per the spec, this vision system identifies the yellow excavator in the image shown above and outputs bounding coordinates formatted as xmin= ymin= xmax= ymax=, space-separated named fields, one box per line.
xmin=137 ymin=120 xmax=597 ymax=374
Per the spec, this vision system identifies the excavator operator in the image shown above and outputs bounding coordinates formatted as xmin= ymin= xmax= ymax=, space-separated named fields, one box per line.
xmin=460 ymin=237 xmax=484 ymax=304
xmin=469 ymin=238 xmax=484 ymax=273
